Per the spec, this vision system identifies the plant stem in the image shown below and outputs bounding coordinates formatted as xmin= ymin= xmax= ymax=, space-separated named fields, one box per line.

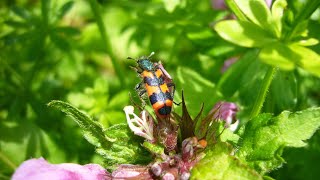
xmin=88 ymin=0 xmax=125 ymax=86
xmin=249 ymin=66 xmax=277 ymax=119
xmin=0 ymin=151 xmax=17 ymax=170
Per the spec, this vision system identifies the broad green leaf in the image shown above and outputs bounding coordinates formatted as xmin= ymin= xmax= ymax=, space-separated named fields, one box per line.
xmin=108 ymin=90 xmax=129 ymax=109
xmin=220 ymin=128 xmax=240 ymax=144
xmin=288 ymin=44 xmax=320 ymax=77
xmin=214 ymin=20 xmax=276 ymax=48
xmin=269 ymin=71 xmax=297 ymax=113
xmin=48 ymin=100 xmax=108 ymax=147
xmin=175 ymin=67 xmax=219 ymax=118
xmin=233 ymin=0 xmax=277 ymax=36
xmin=97 ymin=124 xmax=152 ymax=170
xmin=237 ymin=108 xmax=320 ymax=174
xmin=259 ymin=42 xmax=320 ymax=76
xmin=217 ymin=50 xmax=259 ymax=97
xmin=191 ymin=142 xmax=262 ymax=180
xmin=272 ymin=131 xmax=320 ymax=180
xmin=271 ymin=0 xmax=287 ymax=37
xmin=0 ymin=121 xmax=66 ymax=174
xmin=48 ymin=101 xmax=151 ymax=170
xmin=259 ymin=42 xmax=295 ymax=70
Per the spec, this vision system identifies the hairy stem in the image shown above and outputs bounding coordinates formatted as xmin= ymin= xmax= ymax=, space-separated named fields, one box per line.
xmin=249 ymin=66 xmax=277 ymax=119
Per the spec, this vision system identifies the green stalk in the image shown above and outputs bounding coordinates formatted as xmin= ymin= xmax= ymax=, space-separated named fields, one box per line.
xmin=0 ymin=151 xmax=17 ymax=170
xmin=88 ymin=0 xmax=125 ymax=86
xmin=249 ymin=66 xmax=277 ymax=119
xmin=225 ymin=0 xmax=248 ymax=21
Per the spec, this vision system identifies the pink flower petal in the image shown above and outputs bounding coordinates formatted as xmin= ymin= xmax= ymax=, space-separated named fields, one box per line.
xmin=12 ymin=158 xmax=109 ymax=180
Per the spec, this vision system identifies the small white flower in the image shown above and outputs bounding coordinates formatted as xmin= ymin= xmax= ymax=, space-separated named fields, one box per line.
xmin=123 ymin=106 xmax=154 ymax=142
xmin=229 ymin=119 xmax=239 ymax=132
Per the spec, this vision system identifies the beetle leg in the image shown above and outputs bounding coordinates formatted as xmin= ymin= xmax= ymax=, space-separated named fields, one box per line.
xmin=167 ymin=82 xmax=181 ymax=106
xmin=167 ymin=82 xmax=176 ymax=97
xmin=129 ymin=92 xmax=144 ymax=111
xmin=138 ymin=91 xmax=147 ymax=108
xmin=135 ymin=82 xmax=143 ymax=90
xmin=130 ymin=66 xmax=143 ymax=74
xmin=138 ymin=89 xmax=147 ymax=97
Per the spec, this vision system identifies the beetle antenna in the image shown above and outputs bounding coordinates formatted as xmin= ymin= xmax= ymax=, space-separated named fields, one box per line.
xmin=148 ymin=52 xmax=155 ymax=58
xmin=127 ymin=56 xmax=135 ymax=60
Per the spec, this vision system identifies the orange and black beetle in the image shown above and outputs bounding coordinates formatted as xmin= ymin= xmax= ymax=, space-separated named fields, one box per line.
xmin=129 ymin=52 xmax=176 ymax=119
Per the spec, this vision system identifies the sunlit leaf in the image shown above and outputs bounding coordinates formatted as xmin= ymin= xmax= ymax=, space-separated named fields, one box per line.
xmin=175 ymin=67 xmax=219 ymax=117
xmin=48 ymin=100 xmax=108 ymax=146
xmin=233 ymin=0 xmax=277 ymax=36
xmin=237 ymin=108 xmax=320 ymax=174
xmin=259 ymin=42 xmax=295 ymax=70
xmin=191 ymin=142 xmax=262 ymax=180
xmin=296 ymin=38 xmax=319 ymax=46
xmin=98 ymin=124 xmax=152 ymax=170
xmin=271 ymin=0 xmax=287 ymax=37
xmin=288 ymin=44 xmax=320 ymax=77
xmin=214 ymin=20 xmax=276 ymax=48
xmin=48 ymin=101 xmax=151 ymax=170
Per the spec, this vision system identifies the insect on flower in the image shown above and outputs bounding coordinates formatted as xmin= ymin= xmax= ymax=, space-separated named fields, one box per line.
xmin=128 ymin=52 xmax=178 ymax=119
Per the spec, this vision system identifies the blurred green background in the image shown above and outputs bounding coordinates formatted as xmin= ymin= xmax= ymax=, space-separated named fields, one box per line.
xmin=0 ymin=0 xmax=319 ymax=179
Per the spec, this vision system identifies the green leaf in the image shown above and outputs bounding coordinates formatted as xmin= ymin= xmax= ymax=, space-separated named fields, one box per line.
xmin=191 ymin=142 xmax=262 ymax=180
xmin=214 ymin=20 xmax=276 ymax=48
xmin=237 ymin=108 xmax=320 ymax=174
xmin=296 ymin=38 xmax=319 ymax=46
xmin=269 ymin=71 xmax=297 ymax=112
xmin=217 ymin=50 xmax=259 ymax=97
xmin=11 ymin=6 xmax=31 ymax=20
xmin=271 ymin=0 xmax=287 ymax=37
xmin=175 ymin=67 xmax=219 ymax=118
xmin=98 ymin=124 xmax=152 ymax=170
xmin=225 ymin=0 xmax=248 ymax=21
xmin=56 ymin=1 xmax=74 ymax=20
xmin=142 ymin=141 xmax=165 ymax=156
xmin=259 ymin=42 xmax=295 ymax=70
xmin=48 ymin=101 xmax=151 ymax=170
xmin=259 ymin=43 xmax=320 ymax=77
xmin=0 ymin=121 xmax=66 ymax=174
xmin=48 ymin=100 xmax=108 ymax=147
xmin=288 ymin=44 xmax=320 ymax=77
xmin=220 ymin=128 xmax=240 ymax=144
xmin=233 ymin=0 xmax=277 ymax=36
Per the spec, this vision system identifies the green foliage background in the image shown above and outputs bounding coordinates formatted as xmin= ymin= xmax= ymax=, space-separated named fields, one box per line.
xmin=0 ymin=0 xmax=319 ymax=179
